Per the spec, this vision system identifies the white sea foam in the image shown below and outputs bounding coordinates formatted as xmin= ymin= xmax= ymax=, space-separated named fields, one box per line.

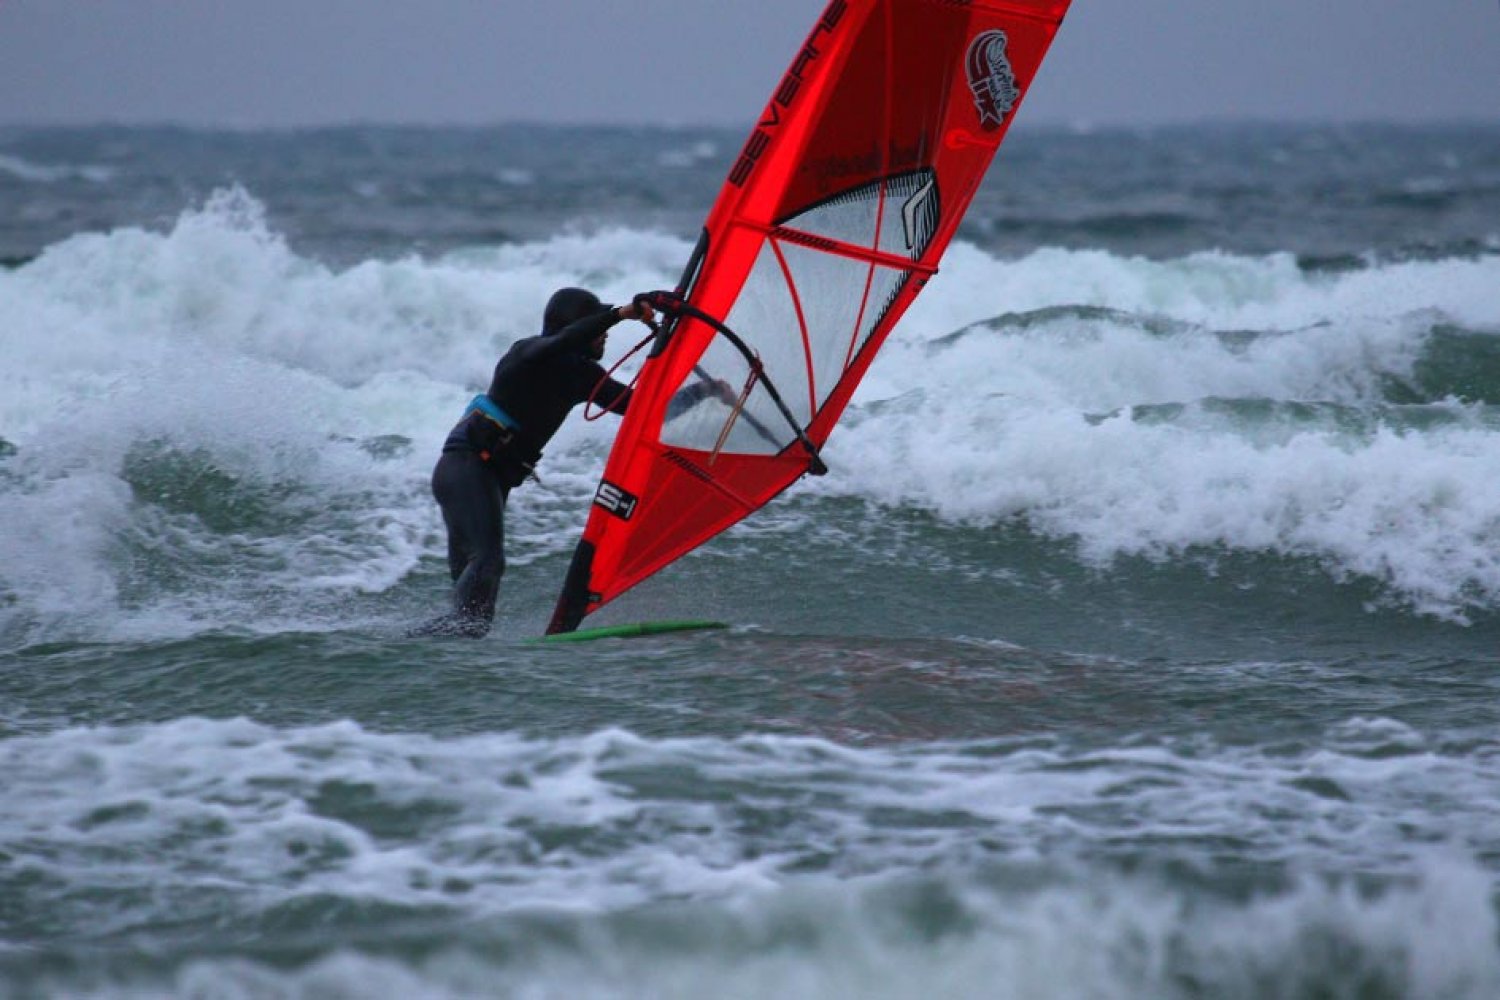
xmin=825 ymin=245 xmax=1500 ymax=618
xmin=37 ymin=864 xmax=1500 ymax=999
xmin=3 ymin=189 xmax=1499 ymax=638
xmin=0 ymin=152 xmax=115 ymax=184
xmin=5 ymin=719 xmax=1499 ymax=998
xmin=4 ymin=719 xmax=1499 ymax=910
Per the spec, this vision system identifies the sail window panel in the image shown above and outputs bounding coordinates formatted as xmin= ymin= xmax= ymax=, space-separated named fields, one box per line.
xmin=657 ymin=245 xmax=914 ymax=458
xmin=842 ymin=265 xmax=911 ymax=364
xmin=781 ymin=170 xmax=939 ymax=263
xmin=878 ymin=170 xmax=939 ymax=261
xmin=781 ymin=186 xmax=879 ymax=251
xmin=775 ymin=241 xmax=874 ymax=412
xmin=661 ymin=243 xmax=798 ymax=457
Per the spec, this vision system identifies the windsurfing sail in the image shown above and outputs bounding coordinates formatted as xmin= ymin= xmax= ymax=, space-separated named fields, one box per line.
xmin=549 ymin=0 xmax=1072 ymax=633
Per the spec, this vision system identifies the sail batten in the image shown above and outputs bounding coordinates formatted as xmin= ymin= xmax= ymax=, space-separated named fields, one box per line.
xmin=768 ymin=226 xmax=942 ymax=274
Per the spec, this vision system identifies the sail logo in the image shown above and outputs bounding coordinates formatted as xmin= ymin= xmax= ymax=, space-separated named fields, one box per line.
xmin=594 ymin=481 xmax=639 ymax=521
xmin=966 ymin=30 xmax=1020 ymax=130
xmin=729 ymin=0 xmax=848 ymax=187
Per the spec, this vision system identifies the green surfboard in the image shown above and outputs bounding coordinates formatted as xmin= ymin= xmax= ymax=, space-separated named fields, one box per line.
xmin=529 ymin=619 xmax=729 ymax=644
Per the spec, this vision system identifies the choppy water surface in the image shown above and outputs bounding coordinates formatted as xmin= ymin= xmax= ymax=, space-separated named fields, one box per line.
xmin=2 ymin=123 xmax=1499 ymax=997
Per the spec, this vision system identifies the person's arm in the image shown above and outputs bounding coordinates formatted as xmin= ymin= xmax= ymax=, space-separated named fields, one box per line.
xmin=524 ymin=301 xmax=659 ymax=362
xmin=511 ymin=307 xmax=615 ymax=363
xmin=594 ymin=377 xmax=633 ymax=415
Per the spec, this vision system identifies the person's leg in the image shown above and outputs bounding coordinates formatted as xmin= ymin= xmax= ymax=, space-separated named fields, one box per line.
xmin=411 ymin=452 xmax=507 ymax=638
xmin=444 ymin=511 xmax=467 ymax=583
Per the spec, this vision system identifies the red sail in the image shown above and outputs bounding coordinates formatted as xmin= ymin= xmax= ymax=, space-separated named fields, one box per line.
xmin=550 ymin=0 xmax=1072 ymax=633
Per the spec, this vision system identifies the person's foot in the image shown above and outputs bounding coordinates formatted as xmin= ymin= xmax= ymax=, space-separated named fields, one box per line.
xmin=404 ymin=614 xmax=491 ymax=639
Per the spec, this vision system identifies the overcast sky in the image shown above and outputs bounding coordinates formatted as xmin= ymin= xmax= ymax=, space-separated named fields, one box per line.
xmin=1 ymin=1 xmax=1496 ymax=128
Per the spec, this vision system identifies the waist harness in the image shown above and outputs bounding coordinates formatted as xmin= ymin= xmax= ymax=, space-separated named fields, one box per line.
xmin=462 ymin=395 xmax=540 ymax=486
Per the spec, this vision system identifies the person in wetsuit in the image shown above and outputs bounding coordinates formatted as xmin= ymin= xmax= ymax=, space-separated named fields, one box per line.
xmin=410 ymin=286 xmax=729 ymax=639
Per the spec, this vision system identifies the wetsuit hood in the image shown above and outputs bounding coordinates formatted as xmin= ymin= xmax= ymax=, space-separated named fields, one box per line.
xmin=542 ymin=287 xmax=604 ymax=336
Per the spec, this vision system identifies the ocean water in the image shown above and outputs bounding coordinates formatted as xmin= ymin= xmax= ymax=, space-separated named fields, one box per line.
xmin=2 ymin=122 xmax=1500 ymax=998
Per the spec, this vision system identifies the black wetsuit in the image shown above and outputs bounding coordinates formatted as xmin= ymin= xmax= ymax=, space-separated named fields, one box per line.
xmin=412 ymin=306 xmax=632 ymax=638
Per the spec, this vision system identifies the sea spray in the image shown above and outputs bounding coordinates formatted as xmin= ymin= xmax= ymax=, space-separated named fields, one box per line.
xmin=6 ymin=190 xmax=1500 ymax=640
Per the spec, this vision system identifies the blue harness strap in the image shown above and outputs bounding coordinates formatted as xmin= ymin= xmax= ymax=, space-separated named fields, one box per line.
xmin=466 ymin=394 xmax=520 ymax=431
xmin=463 ymin=394 xmax=541 ymax=487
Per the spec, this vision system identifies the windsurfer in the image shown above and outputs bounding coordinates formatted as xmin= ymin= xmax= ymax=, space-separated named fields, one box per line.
xmin=408 ymin=287 xmax=729 ymax=639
